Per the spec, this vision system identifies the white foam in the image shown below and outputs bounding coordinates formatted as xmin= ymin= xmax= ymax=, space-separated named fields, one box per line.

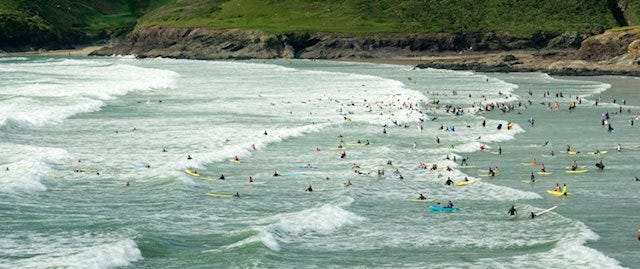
xmin=0 ymin=59 xmax=178 ymax=128
xmin=0 ymin=143 xmax=71 ymax=193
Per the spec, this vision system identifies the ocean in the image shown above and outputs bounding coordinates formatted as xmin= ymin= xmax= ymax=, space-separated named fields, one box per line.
xmin=0 ymin=56 xmax=638 ymax=268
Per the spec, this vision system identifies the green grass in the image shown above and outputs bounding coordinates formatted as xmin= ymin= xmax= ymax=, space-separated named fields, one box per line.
xmin=137 ymin=0 xmax=627 ymax=35
xmin=1 ymin=0 xmax=639 ymax=48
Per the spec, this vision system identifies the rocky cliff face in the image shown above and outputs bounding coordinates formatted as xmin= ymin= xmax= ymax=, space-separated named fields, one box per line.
xmin=91 ymin=26 xmax=640 ymax=76
xmin=91 ymin=26 xmax=589 ymax=59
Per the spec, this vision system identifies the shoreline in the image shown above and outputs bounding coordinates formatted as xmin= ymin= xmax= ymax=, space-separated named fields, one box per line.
xmin=0 ymin=46 xmax=105 ymax=57
xmin=4 ymin=45 xmax=639 ymax=77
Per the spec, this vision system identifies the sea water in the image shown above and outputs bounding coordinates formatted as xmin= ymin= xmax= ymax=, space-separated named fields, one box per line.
xmin=0 ymin=56 xmax=638 ymax=268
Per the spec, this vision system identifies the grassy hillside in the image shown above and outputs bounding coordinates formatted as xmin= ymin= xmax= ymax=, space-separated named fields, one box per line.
xmin=137 ymin=0 xmax=632 ymax=35
xmin=0 ymin=0 xmax=158 ymax=48
xmin=2 ymin=0 xmax=639 ymax=49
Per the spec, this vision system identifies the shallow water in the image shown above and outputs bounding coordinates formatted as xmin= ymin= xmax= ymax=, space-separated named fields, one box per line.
xmin=0 ymin=56 xmax=638 ymax=268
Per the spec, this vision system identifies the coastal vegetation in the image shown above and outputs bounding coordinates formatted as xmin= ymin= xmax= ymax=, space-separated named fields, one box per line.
xmin=2 ymin=0 xmax=639 ymax=50
xmin=137 ymin=0 xmax=631 ymax=35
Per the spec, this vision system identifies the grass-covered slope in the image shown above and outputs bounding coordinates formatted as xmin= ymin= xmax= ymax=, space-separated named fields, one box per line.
xmin=0 ymin=0 xmax=157 ymax=48
xmin=137 ymin=0 xmax=629 ymax=35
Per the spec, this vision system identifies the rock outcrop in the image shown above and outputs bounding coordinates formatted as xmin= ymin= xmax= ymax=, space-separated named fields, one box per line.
xmin=91 ymin=26 xmax=640 ymax=76
xmin=91 ymin=26 xmax=588 ymax=59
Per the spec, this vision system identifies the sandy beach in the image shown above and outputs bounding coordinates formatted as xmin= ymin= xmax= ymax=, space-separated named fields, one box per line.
xmin=0 ymin=46 xmax=104 ymax=57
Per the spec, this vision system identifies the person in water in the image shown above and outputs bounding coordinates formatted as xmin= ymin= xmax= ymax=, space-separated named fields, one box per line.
xmin=219 ymin=174 xmax=225 ymax=180
xmin=233 ymin=192 xmax=240 ymax=197
xmin=419 ymin=193 xmax=426 ymax=200
xmin=187 ymin=155 xmax=192 ymax=160
xmin=306 ymin=185 xmax=313 ymax=192
xmin=445 ymin=178 xmax=454 ymax=185
xmin=530 ymin=172 xmax=535 ymax=182
xmin=249 ymin=176 xmax=254 ymax=183
xmin=508 ymin=205 xmax=517 ymax=216
xmin=595 ymin=160 xmax=605 ymax=170
xmin=273 ymin=171 xmax=280 ymax=177
xmin=445 ymin=201 xmax=454 ymax=208
xmin=530 ymin=212 xmax=536 ymax=219
xmin=562 ymin=184 xmax=569 ymax=195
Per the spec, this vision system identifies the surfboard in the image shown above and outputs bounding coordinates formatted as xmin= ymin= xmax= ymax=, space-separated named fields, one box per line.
xmin=201 ymin=177 xmax=217 ymax=181
xmin=329 ymin=147 xmax=345 ymax=151
xmin=478 ymin=173 xmax=498 ymax=177
xmin=490 ymin=151 xmax=509 ymax=155
xmin=520 ymin=163 xmax=537 ymax=166
xmin=546 ymin=190 xmax=571 ymax=196
xmin=47 ymin=173 xmax=64 ymax=178
xmin=565 ymin=169 xmax=587 ymax=174
xmin=567 ymin=151 xmax=579 ymax=155
xmin=534 ymin=205 xmax=558 ymax=216
xmin=359 ymin=164 xmax=377 ymax=169
xmin=229 ymin=159 xmax=240 ymax=163
xmin=185 ymin=169 xmax=200 ymax=177
xmin=411 ymin=198 xmax=436 ymax=202
xmin=521 ymin=180 xmax=535 ymax=184
xmin=537 ymin=171 xmax=553 ymax=175
xmin=429 ymin=205 xmax=460 ymax=212
xmin=206 ymin=193 xmax=236 ymax=198
xmin=587 ymin=150 xmax=608 ymax=155
xmin=457 ymin=165 xmax=477 ymax=169
xmin=346 ymin=143 xmax=366 ymax=147
xmin=454 ymin=179 xmax=477 ymax=186
xmin=133 ymin=164 xmax=150 ymax=168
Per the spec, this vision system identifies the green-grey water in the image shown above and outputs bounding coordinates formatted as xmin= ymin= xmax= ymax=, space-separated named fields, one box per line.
xmin=0 ymin=56 xmax=638 ymax=268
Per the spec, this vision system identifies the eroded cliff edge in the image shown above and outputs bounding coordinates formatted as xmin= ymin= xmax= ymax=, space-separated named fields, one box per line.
xmin=91 ymin=26 xmax=640 ymax=76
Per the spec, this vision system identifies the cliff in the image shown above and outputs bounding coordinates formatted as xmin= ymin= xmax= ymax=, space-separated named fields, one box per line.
xmin=91 ymin=26 xmax=640 ymax=76
xmin=91 ymin=26 xmax=589 ymax=59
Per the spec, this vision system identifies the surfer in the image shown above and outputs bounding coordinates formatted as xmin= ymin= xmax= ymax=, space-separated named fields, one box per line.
xmin=595 ymin=160 xmax=605 ymax=170
xmin=540 ymin=163 xmax=546 ymax=173
xmin=125 ymin=181 xmax=130 ymax=187
xmin=339 ymin=151 xmax=346 ymax=159
xmin=219 ymin=174 xmax=225 ymax=180
xmin=562 ymin=184 xmax=569 ymax=195
xmin=498 ymin=146 xmax=502 ymax=155
xmin=508 ymin=205 xmax=517 ymax=216
xmin=616 ymin=144 xmax=622 ymax=152
xmin=162 ymin=148 xmax=167 ymax=152
xmin=554 ymin=183 xmax=561 ymax=192
xmin=233 ymin=192 xmax=240 ymax=197
xmin=305 ymin=185 xmax=313 ymax=192
xmin=530 ymin=172 xmax=535 ymax=182
xmin=570 ymin=160 xmax=577 ymax=171
xmin=234 ymin=156 xmax=239 ymax=161
xmin=445 ymin=178 xmax=454 ymax=186
xmin=273 ymin=171 xmax=280 ymax=177
xmin=530 ymin=212 xmax=536 ymax=219
xmin=418 ymin=193 xmax=426 ymax=200
xmin=249 ymin=176 xmax=254 ymax=183
xmin=488 ymin=167 xmax=495 ymax=177
xmin=445 ymin=201 xmax=454 ymax=208
xmin=344 ymin=180 xmax=352 ymax=187
xmin=187 ymin=155 xmax=192 ymax=160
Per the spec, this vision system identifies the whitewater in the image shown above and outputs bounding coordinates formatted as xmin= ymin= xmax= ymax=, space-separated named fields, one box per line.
xmin=0 ymin=56 xmax=638 ymax=268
